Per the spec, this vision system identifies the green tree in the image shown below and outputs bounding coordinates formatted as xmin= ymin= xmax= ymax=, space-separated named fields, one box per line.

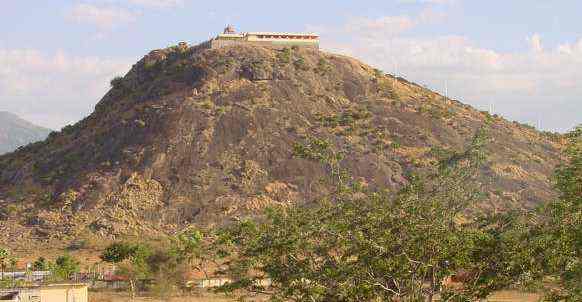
xmin=7 ymin=256 xmax=18 ymax=287
xmin=147 ymin=248 xmax=186 ymax=301
xmin=32 ymin=257 xmax=49 ymax=271
xmin=553 ymin=126 xmax=582 ymax=203
xmin=52 ymin=254 xmax=80 ymax=281
xmin=215 ymin=128 xmax=521 ymax=301
xmin=9 ymin=257 xmax=17 ymax=273
xmin=172 ymin=228 xmax=203 ymax=268
xmin=491 ymin=126 xmax=582 ymax=301
xmin=536 ymin=126 xmax=582 ymax=301
xmin=0 ymin=248 xmax=8 ymax=280
xmin=101 ymin=242 xmax=153 ymax=299
xmin=101 ymin=242 xmax=135 ymax=264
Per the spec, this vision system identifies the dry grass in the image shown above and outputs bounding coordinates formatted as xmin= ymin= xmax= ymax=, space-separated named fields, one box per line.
xmin=90 ymin=290 xmax=540 ymax=302
xmin=89 ymin=291 xmax=266 ymax=302
xmin=487 ymin=290 xmax=542 ymax=302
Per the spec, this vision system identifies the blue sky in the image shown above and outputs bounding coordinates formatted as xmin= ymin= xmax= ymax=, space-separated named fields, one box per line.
xmin=1 ymin=0 xmax=580 ymax=131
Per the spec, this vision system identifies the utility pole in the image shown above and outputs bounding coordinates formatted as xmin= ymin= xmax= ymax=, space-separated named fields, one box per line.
xmin=445 ymin=80 xmax=449 ymax=104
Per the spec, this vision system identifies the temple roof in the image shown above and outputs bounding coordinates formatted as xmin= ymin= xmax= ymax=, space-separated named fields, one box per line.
xmin=223 ymin=25 xmax=236 ymax=34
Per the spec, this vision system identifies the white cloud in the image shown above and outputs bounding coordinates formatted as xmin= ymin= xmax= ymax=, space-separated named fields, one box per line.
xmin=65 ymin=1 xmax=185 ymax=34
xmin=67 ymin=3 xmax=138 ymax=29
xmin=345 ymin=16 xmax=416 ymax=37
xmin=398 ymin=0 xmax=458 ymax=4
xmin=316 ymin=9 xmax=444 ymax=40
xmin=126 ymin=0 xmax=184 ymax=8
xmin=318 ymin=14 xmax=582 ymax=132
xmin=80 ymin=0 xmax=185 ymax=9
xmin=0 ymin=48 xmax=132 ymax=129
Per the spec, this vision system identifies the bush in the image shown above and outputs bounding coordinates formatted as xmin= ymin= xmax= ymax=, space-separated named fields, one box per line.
xmin=52 ymin=254 xmax=80 ymax=281
xmin=316 ymin=58 xmax=332 ymax=74
xmin=277 ymin=48 xmax=292 ymax=64
xmin=391 ymin=141 xmax=401 ymax=149
xmin=293 ymin=57 xmax=308 ymax=71
xmin=61 ymin=124 xmax=75 ymax=135
xmin=144 ymin=60 xmax=157 ymax=70
xmin=32 ymin=257 xmax=49 ymax=271
xmin=67 ymin=239 xmax=88 ymax=251
xmin=110 ymin=76 xmax=124 ymax=89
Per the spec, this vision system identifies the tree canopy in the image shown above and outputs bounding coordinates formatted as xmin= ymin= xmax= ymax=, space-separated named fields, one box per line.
xmin=213 ymin=128 xmax=536 ymax=301
xmin=536 ymin=126 xmax=582 ymax=301
xmin=70 ymin=126 xmax=582 ymax=301
xmin=52 ymin=254 xmax=80 ymax=281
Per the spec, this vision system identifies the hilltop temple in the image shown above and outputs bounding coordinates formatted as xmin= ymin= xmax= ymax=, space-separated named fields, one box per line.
xmin=203 ymin=25 xmax=320 ymax=50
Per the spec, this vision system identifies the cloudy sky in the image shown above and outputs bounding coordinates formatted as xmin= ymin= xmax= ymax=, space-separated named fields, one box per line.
xmin=0 ymin=1 xmax=580 ymax=132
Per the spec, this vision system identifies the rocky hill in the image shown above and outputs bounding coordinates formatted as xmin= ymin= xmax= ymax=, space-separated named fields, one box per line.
xmin=0 ymin=44 xmax=564 ymax=252
xmin=0 ymin=111 xmax=51 ymax=155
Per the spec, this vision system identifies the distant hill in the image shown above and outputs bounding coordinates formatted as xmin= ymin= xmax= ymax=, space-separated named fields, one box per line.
xmin=0 ymin=44 xmax=564 ymax=253
xmin=0 ymin=112 xmax=51 ymax=154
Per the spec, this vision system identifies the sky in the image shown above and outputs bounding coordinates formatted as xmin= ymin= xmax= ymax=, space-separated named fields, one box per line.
xmin=0 ymin=0 xmax=580 ymax=132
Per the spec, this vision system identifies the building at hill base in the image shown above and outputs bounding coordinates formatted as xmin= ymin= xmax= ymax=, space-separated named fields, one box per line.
xmin=0 ymin=284 xmax=87 ymax=302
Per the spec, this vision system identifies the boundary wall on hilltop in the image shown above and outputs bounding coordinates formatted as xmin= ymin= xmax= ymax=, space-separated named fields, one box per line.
xmin=194 ymin=32 xmax=319 ymax=51
xmin=208 ymin=39 xmax=319 ymax=50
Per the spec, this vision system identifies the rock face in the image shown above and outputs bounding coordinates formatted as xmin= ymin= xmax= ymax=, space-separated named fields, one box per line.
xmin=0 ymin=112 xmax=51 ymax=155
xmin=0 ymin=45 xmax=564 ymax=248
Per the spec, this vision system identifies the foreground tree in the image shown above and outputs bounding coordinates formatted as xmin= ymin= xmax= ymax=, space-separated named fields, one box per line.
xmin=147 ymin=247 xmax=188 ymax=301
xmin=536 ymin=126 xmax=582 ymax=301
xmin=101 ymin=242 xmax=153 ymax=299
xmin=52 ymin=254 xmax=80 ymax=281
xmin=32 ymin=257 xmax=49 ymax=271
xmin=472 ymin=126 xmax=582 ymax=301
xmin=171 ymin=228 xmax=203 ymax=270
xmin=101 ymin=242 xmax=136 ymax=264
xmin=215 ymin=129 xmax=529 ymax=301
xmin=101 ymin=234 xmax=208 ymax=300
xmin=0 ymin=248 xmax=8 ymax=280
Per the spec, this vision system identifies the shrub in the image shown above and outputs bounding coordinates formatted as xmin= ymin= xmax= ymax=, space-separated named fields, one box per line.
xmin=316 ymin=58 xmax=332 ymax=74
xmin=51 ymin=254 xmax=80 ymax=281
xmin=67 ymin=240 xmax=88 ymax=251
xmin=293 ymin=57 xmax=309 ymax=71
xmin=32 ymin=257 xmax=49 ymax=271
xmin=110 ymin=76 xmax=124 ymax=89
xmin=391 ymin=141 xmax=401 ymax=149
xmin=277 ymin=48 xmax=292 ymax=64
xmin=144 ymin=60 xmax=157 ymax=70
xmin=61 ymin=124 xmax=75 ymax=135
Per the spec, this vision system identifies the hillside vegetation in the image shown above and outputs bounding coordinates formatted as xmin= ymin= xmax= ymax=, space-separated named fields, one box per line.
xmin=0 ymin=44 xmax=564 ymax=253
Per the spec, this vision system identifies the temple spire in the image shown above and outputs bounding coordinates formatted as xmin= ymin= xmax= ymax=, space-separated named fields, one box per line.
xmin=223 ymin=25 xmax=236 ymax=34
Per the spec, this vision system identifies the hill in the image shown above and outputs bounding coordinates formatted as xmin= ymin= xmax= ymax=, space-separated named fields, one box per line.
xmin=0 ymin=44 xmax=564 ymax=253
xmin=0 ymin=111 xmax=52 ymax=155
